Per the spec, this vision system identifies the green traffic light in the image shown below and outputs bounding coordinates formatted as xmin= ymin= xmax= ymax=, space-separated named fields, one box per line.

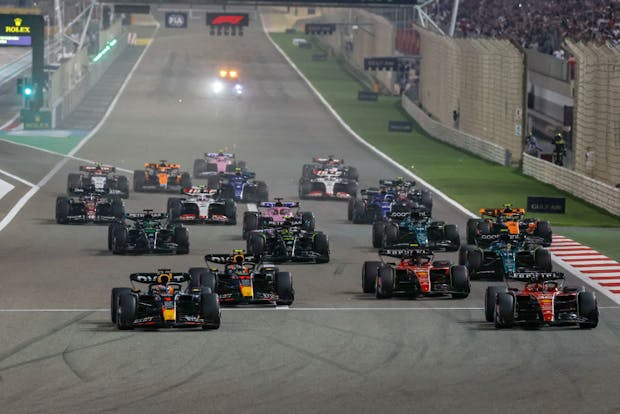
xmin=24 ymin=87 xmax=33 ymax=96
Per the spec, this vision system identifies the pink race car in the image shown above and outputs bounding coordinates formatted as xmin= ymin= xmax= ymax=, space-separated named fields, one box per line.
xmin=193 ymin=152 xmax=247 ymax=186
xmin=241 ymin=198 xmax=315 ymax=239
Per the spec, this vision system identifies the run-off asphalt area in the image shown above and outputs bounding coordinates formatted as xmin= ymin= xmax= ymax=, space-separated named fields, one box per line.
xmin=0 ymin=13 xmax=619 ymax=414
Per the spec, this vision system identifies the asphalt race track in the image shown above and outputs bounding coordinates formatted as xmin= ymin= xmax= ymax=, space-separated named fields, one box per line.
xmin=1 ymin=12 xmax=619 ymax=414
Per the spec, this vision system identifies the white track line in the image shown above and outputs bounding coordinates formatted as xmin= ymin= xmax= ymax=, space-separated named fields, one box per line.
xmin=0 ymin=113 xmax=20 ymax=130
xmin=0 ymin=167 xmax=37 ymax=187
xmin=260 ymin=17 xmax=620 ymax=306
xmin=0 ymin=24 xmax=159 ymax=233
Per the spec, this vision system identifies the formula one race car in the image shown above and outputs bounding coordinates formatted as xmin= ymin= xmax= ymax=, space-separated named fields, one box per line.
xmin=485 ymin=272 xmax=598 ymax=329
xmin=459 ymin=233 xmax=551 ymax=280
xmin=362 ymin=245 xmax=470 ymax=299
xmin=111 ymin=269 xmax=220 ymax=330
xmin=380 ymin=178 xmax=432 ymax=212
xmin=246 ymin=226 xmax=329 ymax=263
xmin=219 ymin=169 xmax=269 ymax=203
xmin=67 ymin=164 xmax=129 ymax=198
xmin=133 ymin=161 xmax=191 ymax=193
xmin=242 ymin=198 xmax=315 ymax=239
xmin=56 ymin=187 xmax=124 ymax=224
xmin=373 ymin=209 xmax=460 ymax=251
xmin=193 ymin=152 xmax=247 ymax=179
xmin=466 ymin=204 xmax=552 ymax=247
xmin=299 ymin=156 xmax=358 ymax=200
xmin=108 ymin=210 xmax=189 ymax=255
xmin=348 ymin=181 xmax=429 ymax=224
xmin=209 ymin=68 xmax=244 ymax=97
xmin=204 ymin=250 xmax=294 ymax=306
xmin=167 ymin=186 xmax=236 ymax=225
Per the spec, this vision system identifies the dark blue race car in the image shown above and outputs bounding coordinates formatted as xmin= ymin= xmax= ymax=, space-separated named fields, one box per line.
xmin=219 ymin=170 xmax=269 ymax=203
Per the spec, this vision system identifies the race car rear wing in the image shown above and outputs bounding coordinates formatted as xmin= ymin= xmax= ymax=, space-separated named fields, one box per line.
xmin=380 ymin=179 xmax=415 ymax=188
xmin=259 ymin=201 xmax=299 ymax=208
xmin=313 ymin=156 xmax=342 ymax=164
xmin=80 ymin=165 xmax=115 ymax=173
xmin=129 ymin=272 xmax=190 ymax=284
xmin=206 ymin=152 xmax=234 ymax=158
xmin=126 ymin=211 xmax=167 ymax=220
xmin=479 ymin=207 xmax=525 ymax=219
xmin=183 ymin=186 xmax=218 ymax=196
xmin=221 ymin=171 xmax=255 ymax=179
xmin=205 ymin=254 xmax=260 ymax=264
xmin=507 ymin=272 xmax=565 ymax=282
xmin=378 ymin=244 xmax=432 ymax=259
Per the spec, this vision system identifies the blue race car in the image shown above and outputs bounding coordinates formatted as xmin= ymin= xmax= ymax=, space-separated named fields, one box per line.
xmin=219 ymin=169 xmax=269 ymax=203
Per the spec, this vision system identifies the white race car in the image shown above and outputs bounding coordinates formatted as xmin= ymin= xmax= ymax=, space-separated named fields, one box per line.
xmin=167 ymin=186 xmax=236 ymax=224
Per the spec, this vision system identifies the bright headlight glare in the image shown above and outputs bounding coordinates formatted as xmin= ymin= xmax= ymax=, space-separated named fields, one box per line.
xmin=212 ymin=81 xmax=224 ymax=93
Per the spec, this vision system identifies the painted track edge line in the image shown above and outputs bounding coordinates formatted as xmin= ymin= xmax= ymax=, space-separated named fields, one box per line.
xmin=0 ymin=113 xmax=19 ymax=130
xmin=0 ymin=167 xmax=35 ymax=187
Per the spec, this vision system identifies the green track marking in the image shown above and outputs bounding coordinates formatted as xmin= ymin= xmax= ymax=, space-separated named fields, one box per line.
xmin=0 ymin=130 xmax=88 ymax=155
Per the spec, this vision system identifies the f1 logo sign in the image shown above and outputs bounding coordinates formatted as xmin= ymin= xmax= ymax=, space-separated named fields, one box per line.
xmin=206 ymin=13 xmax=249 ymax=27
xmin=165 ymin=12 xmax=187 ymax=28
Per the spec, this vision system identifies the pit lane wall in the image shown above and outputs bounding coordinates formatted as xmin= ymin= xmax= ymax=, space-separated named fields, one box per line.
xmin=522 ymin=153 xmax=620 ymax=216
xmin=414 ymin=26 xmax=525 ymax=166
xmin=565 ymin=40 xmax=620 ymax=188
xmin=49 ymin=20 xmax=127 ymax=127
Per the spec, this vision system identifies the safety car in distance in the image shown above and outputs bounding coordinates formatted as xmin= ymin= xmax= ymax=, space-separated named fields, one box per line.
xmin=108 ymin=210 xmax=189 ymax=255
xmin=362 ymin=246 xmax=470 ymax=299
xmin=299 ymin=156 xmax=358 ymax=200
xmin=167 ymin=186 xmax=236 ymax=225
xmin=67 ymin=164 xmax=129 ymax=198
xmin=209 ymin=68 xmax=244 ymax=97
xmin=56 ymin=187 xmax=124 ymax=224
xmin=111 ymin=269 xmax=220 ymax=330
xmin=133 ymin=161 xmax=191 ymax=193
xmin=242 ymin=198 xmax=315 ymax=239
xmin=193 ymin=152 xmax=247 ymax=180
xmin=204 ymin=250 xmax=294 ymax=306
xmin=485 ymin=272 xmax=598 ymax=329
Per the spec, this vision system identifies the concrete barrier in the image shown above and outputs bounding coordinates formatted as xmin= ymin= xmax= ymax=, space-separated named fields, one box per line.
xmin=522 ymin=153 xmax=620 ymax=216
xmin=402 ymin=95 xmax=510 ymax=166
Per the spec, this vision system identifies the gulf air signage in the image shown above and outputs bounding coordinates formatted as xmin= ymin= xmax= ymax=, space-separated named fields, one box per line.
xmin=206 ymin=13 xmax=249 ymax=27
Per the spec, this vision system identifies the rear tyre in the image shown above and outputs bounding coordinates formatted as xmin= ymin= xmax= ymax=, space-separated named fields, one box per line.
xmin=242 ymin=212 xmax=259 ymax=239
xmin=133 ymin=170 xmax=145 ymax=192
xmin=180 ymin=172 xmax=191 ymax=189
xmin=485 ymin=286 xmax=506 ymax=322
xmin=174 ymin=225 xmax=190 ymax=254
xmin=444 ymin=224 xmax=460 ymax=251
xmin=111 ymin=225 xmax=128 ymax=254
xmin=372 ymin=221 xmax=386 ymax=248
xmin=460 ymin=245 xmax=482 ymax=277
xmin=420 ymin=189 xmax=432 ymax=212
xmin=466 ymin=219 xmax=481 ymax=245
xmin=300 ymin=211 xmax=315 ymax=232
xmin=536 ymin=220 xmax=552 ymax=246
xmin=298 ymin=181 xmax=311 ymax=199
xmin=495 ymin=292 xmax=515 ymax=328
xmin=301 ymin=164 xmax=314 ymax=179
xmin=111 ymin=287 xmax=132 ymax=323
xmin=376 ymin=266 xmax=394 ymax=299
xmin=450 ymin=265 xmax=470 ymax=299
xmin=200 ymin=292 xmax=221 ymax=330
xmin=383 ymin=223 xmax=399 ymax=248
xmin=313 ymin=233 xmax=330 ymax=263
xmin=117 ymin=176 xmax=130 ymax=199
xmin=189 ymin=267 xmax=216 ymax=292
xmin=362 ymin=261 xmax=381 ymax=293
xmin=256 ymin=181 xmax=269 ymax=203
xmin=67 ymin=173 xmax=81 ymax=194
xmin=116 ymin=293 xmax=136 ymax=330
xmin=193 ymin=159 xmax=207 ymax=178
xmin=347 ymin=198 xmax=356 ymax=221
xmin=247 ymin=232 xmax=266 ymax=255
xmin=275 ymin=271 xmax=294 ymax=305
xmin=346 ymin=166 xmax=359 ymax=181
xmin=167 ymin=198 xmax=182 ymax=221
xmin=55 ymin=196 xmax=71 ymax=224
xmin=111 ymin=198 xmax=124 ymax=219
xmin=224 ymin=199 xmax=237 ymax=225
xmin=578 ymin=291 xmax=598 ymax=329
xmin=352 ymin=200 xmax=366 ymax=224
xmin=534 ymin=248 xmax=552 ymax=272
xmin=207 ymin=174 xmax=220 ymax=189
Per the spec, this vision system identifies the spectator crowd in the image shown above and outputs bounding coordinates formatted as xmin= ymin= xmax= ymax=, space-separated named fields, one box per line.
xmin=428 ymin=0 xmax=620 ymax=54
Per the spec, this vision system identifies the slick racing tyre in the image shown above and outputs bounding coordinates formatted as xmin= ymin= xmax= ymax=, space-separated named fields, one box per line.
xmin=578 ymin=291 xmax=598 ymax=329
xmin=224 ymin=199 xmax=237 ymax=225
xmin=495 ymin=292 xmax=515 ymax=329
xmin=376 ymin=266 xmax=394 ymax=299
xmin=450 ymin=265 xmax=470 ymax=299
xmin=247 ymin=232 xmax=266 ymax=255
xmin=242 ymin=212 xmax=259 ymax=240
xmin=56 ymin=196 xmax=71 ymax=224
xmin=313 ymin=233 xmax=329 ymax=263
xmin=193 ymin=159 xmax=207 ymax=178
xmin=485 ymin=286 xmax=507 ymax=322
xmin=301 ymin=212 xmax=315 ymax=232
xmin=133 ymin=170 xmax=146 ymax=192
xmin=362 ymin=261 xmax=381 ymax=293
xmin=116 ymin=293 xmax=136 ymax=330
xmin=111 ymin=198 xmax=125 ymax=219
xmin=534 ymin=248 xmax=552 ymax=272
xmin=67 ymin=173 xmax=81 ymax=194
xmin=180 ymin=172 xmax=192 ymax=189
xmin=174 ymin=225 xmax=190 ymax=254
xmin=111 ymin=225 xmax=128 ymax=254
xmin=372 ymin=221 xmax=386 ymax=248
xmin=201 ymin=292 xmax=221 ymax=330
xmin=111 ymin=287 xmax=132 ymax=323
xmin=117 ymin=176 xmax=130 ymax=199
xmin=275 ymin=271 xmax=294 ymax=306
xmin=189 ymin=267 xmax=217 ymax=292
xmin=444 ymin=224 xmax=460 ymax=251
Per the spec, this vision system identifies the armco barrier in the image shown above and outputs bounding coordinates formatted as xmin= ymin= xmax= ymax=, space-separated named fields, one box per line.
xmin=402 ymin=95 xmax=511 ymax=166
xmin=522 ymin=153 xmax=620 ymax=216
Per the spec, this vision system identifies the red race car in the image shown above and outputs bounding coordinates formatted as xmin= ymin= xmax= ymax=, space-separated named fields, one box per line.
xmin=362 ymin=245 xmax=470 ymax=299
xmin=485 ymin=272 xmax=598 ymax=329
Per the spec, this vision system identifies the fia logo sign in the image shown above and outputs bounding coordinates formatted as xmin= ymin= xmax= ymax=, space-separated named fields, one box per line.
xmin=165 ymin=12 xmax=187 ymax=28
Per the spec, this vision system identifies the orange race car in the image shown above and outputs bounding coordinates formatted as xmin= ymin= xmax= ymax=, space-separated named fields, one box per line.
xmin=133 ymin=161 xmax=192 ymax=193
xmin=466 ymin=204 xmax=552 ymax=247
